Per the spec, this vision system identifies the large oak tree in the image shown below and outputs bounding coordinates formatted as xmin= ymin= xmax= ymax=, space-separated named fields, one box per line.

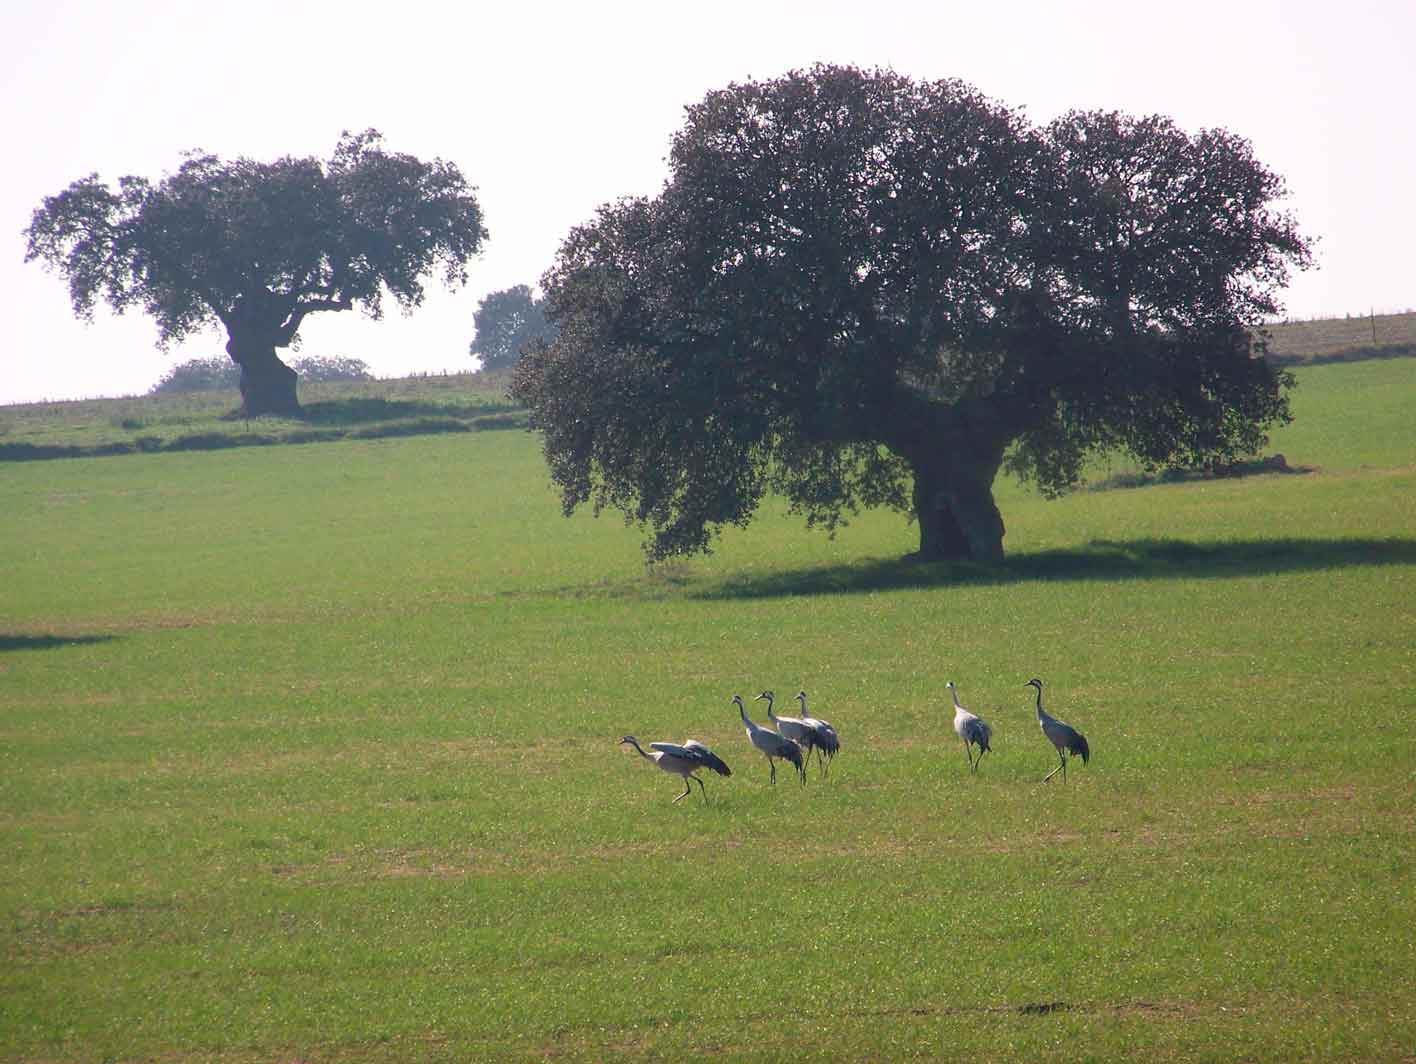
xmin=511 ymin=66 xmax=1313 ymax=561
xmin=25 ymin=130 xmax=487 ymax=416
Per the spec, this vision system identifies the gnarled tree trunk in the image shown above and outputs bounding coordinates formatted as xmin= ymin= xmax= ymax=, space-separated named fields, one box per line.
xmin=908 ymin=445 xmax=1007 ymax=562
xmin=226 ymin=332 xmax=300 ymax=417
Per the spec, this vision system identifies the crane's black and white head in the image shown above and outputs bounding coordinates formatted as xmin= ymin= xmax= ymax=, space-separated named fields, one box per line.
xmin=1025 ymin=678 xmax=1044 ymax=691
xmin=619 ymin=735 xmax=639 ymax=747
xmin=731 ymin=694 xmax=745 ymax=710
xmin=755 ymin=690 xmax=774 ymax=703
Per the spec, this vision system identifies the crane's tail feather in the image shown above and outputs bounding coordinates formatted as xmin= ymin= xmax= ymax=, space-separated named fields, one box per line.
xmin=1071 ymin=733 xmax=1090 ymax=764
xmin=681 ymin=739 xmax=732 ymax=776
xmin=973 ymin=721 xmax=992 ymax=752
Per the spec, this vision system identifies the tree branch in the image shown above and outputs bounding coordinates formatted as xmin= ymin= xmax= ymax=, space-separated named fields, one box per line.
xmin=273 ymin=296 xmax=354 ymax=347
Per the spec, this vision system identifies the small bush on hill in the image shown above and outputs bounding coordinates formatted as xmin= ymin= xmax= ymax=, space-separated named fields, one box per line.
xmin=151 ymin=357 xmax=239 ymax=394
xmin=290 ymin=356 xmax=373 ymax=383
xmin=151 ymin=356 xmax=373 ymax=394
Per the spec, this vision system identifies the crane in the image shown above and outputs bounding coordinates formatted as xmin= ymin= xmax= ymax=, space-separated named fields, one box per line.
xmin=758 ymin=690 xmax=814 ymax=753
xmin=734 ymin=694 xmax=805 ymax=785
xmin=793 ymin=690 xmax=841 ymax=776
xmin=1025 ymin=678 xmax=1090 ymax=782
xmin=619 ymin=735 xmax=732 ymax=803
xmin=947 ymin=680 xmax=992 ymax=772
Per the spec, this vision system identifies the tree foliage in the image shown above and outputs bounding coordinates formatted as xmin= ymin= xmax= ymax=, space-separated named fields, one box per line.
xmin=511 ymin=65 xmax=1312 ymax=561
xmin=25 ymin=130 xmax=487 ymax=415
xmin=469 ymin=285 xmax=557 ymax=372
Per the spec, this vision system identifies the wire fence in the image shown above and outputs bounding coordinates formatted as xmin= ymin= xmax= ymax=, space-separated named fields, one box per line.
xmin=1271 ymin=306 xmax=1415 ymax=324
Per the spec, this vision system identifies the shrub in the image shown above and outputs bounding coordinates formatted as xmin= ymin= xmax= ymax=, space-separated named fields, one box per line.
xmin=151 ymin=355 xmax=372 ymax=394
xmin=150 ymin=357 xmax=239 ymax=394
xmin=289 ymin=356 xmax=373 ymax=382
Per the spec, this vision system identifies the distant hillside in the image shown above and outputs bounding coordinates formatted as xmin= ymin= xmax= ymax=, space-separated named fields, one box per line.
xmin=1259 ymin=310 xmax=1416 ymax=364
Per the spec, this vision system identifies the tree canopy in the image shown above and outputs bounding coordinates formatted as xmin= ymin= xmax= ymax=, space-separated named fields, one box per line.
xmin=469 ymin=285 xmax=557 ymax=373
xmin=25 ymin=130 xmax=487 ymax=415
xmin=511 ymin=65 xmax=1312 ymax=562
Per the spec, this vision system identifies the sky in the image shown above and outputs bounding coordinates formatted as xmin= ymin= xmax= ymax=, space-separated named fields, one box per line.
xmin=2 ymin=0 xmax=1413 ymax=405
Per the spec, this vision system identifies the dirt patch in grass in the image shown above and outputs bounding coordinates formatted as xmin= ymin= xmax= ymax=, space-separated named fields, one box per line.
xmin=269 ymin=844 xmax=570 ymax=883
xmin=1231 ymin=784 xmax=1359 ymax=804
xmin=379 ymin=857 xmax=475 ymax=880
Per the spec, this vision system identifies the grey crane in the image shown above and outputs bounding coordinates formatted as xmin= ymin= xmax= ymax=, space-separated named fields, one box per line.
xmin=758 ymin=690 xmax=814 ymax=753
xmin=794 ymin=690 xmax=841 ymax=776
xmin=734 ymin=694 xmax=805 ymax=785
xmin=619 ymin=735 xmax=732 ymax=803
xmin=1025 ymin=678 xmax=1090 ymax=782
xmin=947 ymin=680 xmax=993 ymax=772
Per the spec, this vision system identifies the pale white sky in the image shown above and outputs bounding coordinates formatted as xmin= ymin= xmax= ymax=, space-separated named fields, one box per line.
xmin=2 ymin=0 xmax=1412 ymax=404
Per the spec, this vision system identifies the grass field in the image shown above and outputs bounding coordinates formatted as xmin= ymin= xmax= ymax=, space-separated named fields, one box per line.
xmin=3 ymin=358 xmax=1415 ymax=1061
xmin=0 ymin=371 xmax=520 ymax=458
xmin=1262 ymin=309 xmax=1416 ymax=363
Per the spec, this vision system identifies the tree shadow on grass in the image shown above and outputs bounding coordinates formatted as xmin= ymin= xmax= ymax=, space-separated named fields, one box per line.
xmin=696 ymin=536 xmax=1416 ymax=600
xmin=297 ymin=397 xmax=523 ymax=425
xmin=0 ymin=633 xmax=118 ymax=652
xmin=2 ymin=400 xmax=528 ymax=463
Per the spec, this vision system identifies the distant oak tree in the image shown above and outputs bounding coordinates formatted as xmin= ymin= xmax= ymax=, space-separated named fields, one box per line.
xmin=25 ymin=130 xmax=487 ymax=416
xmin=469 ymin=284 xmax=557 ymax=373
xmin=511 ymin=65 xmax=1313 ymax=562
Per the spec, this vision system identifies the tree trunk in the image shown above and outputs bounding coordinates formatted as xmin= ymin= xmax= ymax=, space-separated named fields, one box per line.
xmin=226 ymin=332 xmax=301 ymax=417
xmin=908 ymin=448 xmax=1007 ymax=562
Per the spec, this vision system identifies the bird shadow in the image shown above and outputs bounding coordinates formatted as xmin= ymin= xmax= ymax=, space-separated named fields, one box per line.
xmin=694 ymin=536 xmax=1416 ymax=600
xmin=0 ymin=633 xmax=119 ymax=653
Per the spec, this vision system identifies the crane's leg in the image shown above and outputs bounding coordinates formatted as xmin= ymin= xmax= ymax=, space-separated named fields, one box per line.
xmin=673 ymin=778 xmax=693 ymax=803
xmin=692 ymin=774 xmax=707 ymax=801
xmin=1042 ymin=749 xmax=1064 ymax=783
xmin=963 ymin=740 xmax=975 ymax=772
xmin=769 ymin=758 xmax=777 ymax=785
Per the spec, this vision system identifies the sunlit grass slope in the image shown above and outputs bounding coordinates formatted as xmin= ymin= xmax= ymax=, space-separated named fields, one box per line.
xmin=2 ymin=359 xmax=1414 ymax=1061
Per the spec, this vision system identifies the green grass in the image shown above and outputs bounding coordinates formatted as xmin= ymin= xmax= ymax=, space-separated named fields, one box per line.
xmin=2 ymin=360 xmax=1415 ymax=1061
xmin=0 ymin=371 xmax=519 ymax=458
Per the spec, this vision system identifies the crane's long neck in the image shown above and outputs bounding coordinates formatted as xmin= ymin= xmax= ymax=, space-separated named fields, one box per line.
xmin=737 ymin=700 xmax=751 ymax=727
xmin=950 ymin=686 xmax=964 ymax=711
xmin=1032 ymin=686 xmax=1046 ymax=722
xmin=624 ymin=737 xmax=652 ymax=760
